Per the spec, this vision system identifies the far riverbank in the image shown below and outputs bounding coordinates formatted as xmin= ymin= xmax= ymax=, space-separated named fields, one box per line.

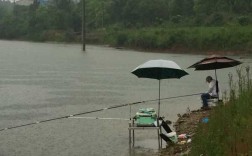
xmin=92 ymin=26 xmax=252 ymax=55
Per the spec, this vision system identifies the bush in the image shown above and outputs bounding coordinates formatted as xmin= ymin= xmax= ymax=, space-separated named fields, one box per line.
xmin=41 ymin=30 xmax=65 ymax=42
xmin=238 ymin=16 xmax=250 ymax=26
xmin=206 ymin=13 xmax=224 ymax=26
xmin=115 ymin=32 xmax=128 ymax=46
xmin=171 ymin=15 xmax=183 ymax=24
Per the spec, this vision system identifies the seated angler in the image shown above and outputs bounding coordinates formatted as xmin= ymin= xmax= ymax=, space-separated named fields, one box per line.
xmin=201 ymin=76 xmax=218 ymax=110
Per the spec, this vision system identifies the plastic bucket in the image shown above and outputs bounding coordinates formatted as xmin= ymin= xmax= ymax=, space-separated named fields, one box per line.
xmin=166 ymin=132 xmax=178 ymax=143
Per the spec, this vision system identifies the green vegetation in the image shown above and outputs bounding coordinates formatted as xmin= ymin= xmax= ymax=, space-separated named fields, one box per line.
xmin=104 ymin=26 xmax=252 ymax=52
xmin=0 ymin=0 xmax=252 ymax=52
xmin=190 ymin=67 xmax=252 ymax=155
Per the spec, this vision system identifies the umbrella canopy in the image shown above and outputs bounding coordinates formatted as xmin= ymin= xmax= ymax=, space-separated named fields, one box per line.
xmin=188 ymin=55 xmax=242 ymax=99
xmin=132 ymin=59 xmax=188 ymax=80
xmin=188 ymin=55 xmax=242 ymax=71
xmin=131 ymin=59 xmax=188 ymax=127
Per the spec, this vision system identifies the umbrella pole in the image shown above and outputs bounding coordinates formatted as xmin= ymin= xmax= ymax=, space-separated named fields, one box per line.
xmin=158 ymin=80 xmax=161 ymax=149
xmin=158 ymin=80 xmax=161 ymax=125
xmin=215 ymin=69 xmax=218 ymax=81
xmin=215 ymin=69 xmax=220 ymax=100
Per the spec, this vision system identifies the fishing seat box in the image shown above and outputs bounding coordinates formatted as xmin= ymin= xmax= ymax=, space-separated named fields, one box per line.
xmin=135 ymin=108 xmax=157 ymax=127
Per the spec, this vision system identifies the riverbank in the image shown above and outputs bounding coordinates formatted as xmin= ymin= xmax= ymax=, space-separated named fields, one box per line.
xmin=0 ymin=39 xmax=247 ymax=57
xmin=103 ymin=26 xmax=252 ymax=54
xmin=2 ymin=25 xmax=252 ymax=56
xmin=159 ymin=108 xmax=212 ymax=156
xmin=111 ymin=44 xmax=249 ymax=57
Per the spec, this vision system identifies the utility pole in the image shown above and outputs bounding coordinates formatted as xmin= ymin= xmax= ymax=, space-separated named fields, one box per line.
xmin=82 ymin=0 xmax=86 ymax=51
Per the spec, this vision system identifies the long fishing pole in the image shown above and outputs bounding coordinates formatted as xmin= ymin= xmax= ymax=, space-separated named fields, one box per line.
xmin=0 ymin=93 xmax=202 ymax=132
xmin=68 ymin=116 xmax=130 ymax=121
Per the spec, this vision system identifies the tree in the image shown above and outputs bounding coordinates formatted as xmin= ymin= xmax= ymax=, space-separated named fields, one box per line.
xmin=107 ymin=0 xmax=171 ymax=27
xmin=232 ymin=0 xmax=252 ymax=14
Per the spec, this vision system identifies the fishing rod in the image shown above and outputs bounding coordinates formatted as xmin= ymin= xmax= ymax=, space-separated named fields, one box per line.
xmin=0 ymin=93 xmax=202 ymax=132
xmin=68 ymin=116 xmax=130 ymax=121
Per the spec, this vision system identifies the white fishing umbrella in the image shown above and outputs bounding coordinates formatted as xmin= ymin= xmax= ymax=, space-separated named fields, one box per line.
xmin=131 ymin=59 xmax=188 ymax=125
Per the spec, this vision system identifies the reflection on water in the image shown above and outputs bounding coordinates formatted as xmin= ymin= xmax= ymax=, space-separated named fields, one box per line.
xmin=0 ymin=40 xmax=248 ymax=156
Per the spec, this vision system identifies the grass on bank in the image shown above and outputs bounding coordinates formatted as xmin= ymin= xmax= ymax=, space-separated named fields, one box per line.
xmin=103 ymin=25 xmax=252 ymax=53
xmin=189 ymin=67 xmax=252 ymax=156
xmin=7 ymin=25 xmax=252 ymax=54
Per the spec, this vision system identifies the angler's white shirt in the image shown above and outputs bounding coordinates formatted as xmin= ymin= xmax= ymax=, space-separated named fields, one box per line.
xmin=207 ymin=80 xmax=217 ymax=97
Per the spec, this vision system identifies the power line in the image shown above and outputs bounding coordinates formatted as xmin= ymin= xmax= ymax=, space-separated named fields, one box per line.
xmin=0 ymin=93 xmax=202 ymax=132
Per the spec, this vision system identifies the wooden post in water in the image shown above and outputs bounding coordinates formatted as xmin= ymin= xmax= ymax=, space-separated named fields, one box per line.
xmin=129 ymin=122 xmax=132 ymax=150
xmin=132 ymin=120 xmax=135 ymax=146
xmin=82 ymin=0 xmax=86 ymax=51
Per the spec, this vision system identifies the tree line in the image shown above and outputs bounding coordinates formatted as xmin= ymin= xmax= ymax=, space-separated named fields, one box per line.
xmin=0 ymin=0 xmax=251 ymax=51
